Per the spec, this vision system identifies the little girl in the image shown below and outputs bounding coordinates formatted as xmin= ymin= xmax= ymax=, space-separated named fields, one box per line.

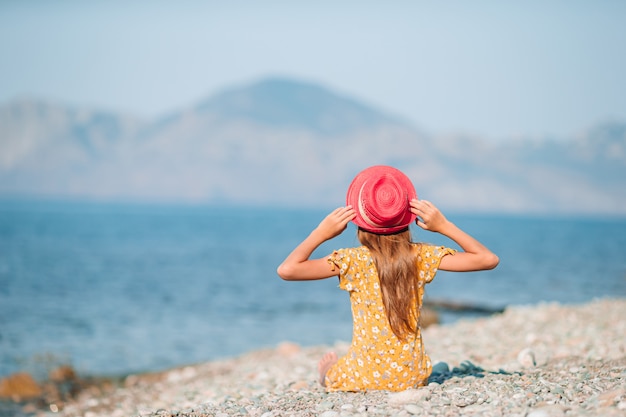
xmin=277 ymin=165 xmax=499 ymax=392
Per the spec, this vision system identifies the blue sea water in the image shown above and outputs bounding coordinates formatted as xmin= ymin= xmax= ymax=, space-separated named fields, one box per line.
xmin=0 ymin=200 xmax=624 ymax=379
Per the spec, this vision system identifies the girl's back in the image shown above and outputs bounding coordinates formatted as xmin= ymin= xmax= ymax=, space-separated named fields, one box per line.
xmin=325 ymin=242 xmax=455 ymax=391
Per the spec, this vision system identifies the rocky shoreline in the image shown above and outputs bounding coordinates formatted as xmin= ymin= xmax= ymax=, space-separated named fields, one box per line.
xmin=5 ymin=298 xmax=626 ymax=417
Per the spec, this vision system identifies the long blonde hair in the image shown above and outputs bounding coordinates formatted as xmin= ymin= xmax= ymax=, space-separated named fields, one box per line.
xmin=358 ymin=227 xmax=418 ymax=341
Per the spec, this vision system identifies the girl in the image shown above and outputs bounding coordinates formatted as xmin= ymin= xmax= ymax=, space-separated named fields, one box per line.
xmin=277 ymin=165 xmax=499 ymax=391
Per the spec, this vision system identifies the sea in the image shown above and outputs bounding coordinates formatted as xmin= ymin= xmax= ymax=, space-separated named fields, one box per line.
xmin=0 ymin=200 xmax=625 ymax=380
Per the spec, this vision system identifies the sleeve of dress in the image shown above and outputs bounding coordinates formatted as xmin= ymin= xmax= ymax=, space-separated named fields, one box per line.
xmin=327 ymin=248 xmax=356 ymax=292
xmin=417 ymin=244 xmax=457 ymax=284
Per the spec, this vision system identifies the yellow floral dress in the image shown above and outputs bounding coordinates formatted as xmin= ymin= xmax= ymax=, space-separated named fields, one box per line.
xmin=325 ymin=243 xmax=455 ymax=392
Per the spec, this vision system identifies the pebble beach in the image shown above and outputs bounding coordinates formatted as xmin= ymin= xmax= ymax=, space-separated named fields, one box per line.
xmin=13 ymin=298 xmax=626 ymax=417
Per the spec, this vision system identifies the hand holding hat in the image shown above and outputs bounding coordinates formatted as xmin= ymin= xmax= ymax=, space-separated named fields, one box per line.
xmin=410 ymin=199 xmax=448 ymax=233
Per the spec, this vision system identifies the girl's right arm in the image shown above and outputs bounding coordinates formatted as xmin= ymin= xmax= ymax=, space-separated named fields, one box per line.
xmin=410 ymin=199 xmax=499 ymax=272
xmin=277 ymin=206 xmax=356 ymax=281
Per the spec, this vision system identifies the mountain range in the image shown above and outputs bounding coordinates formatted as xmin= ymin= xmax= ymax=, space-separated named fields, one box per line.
xmin=1 ymin=77 xmax=624 ymax=215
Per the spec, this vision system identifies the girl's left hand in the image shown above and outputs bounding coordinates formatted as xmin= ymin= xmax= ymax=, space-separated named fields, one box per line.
xmin=410 ymin=199 xmax=448 ymax=233
xmin=315 ymin=206 xmax=356 ymax=240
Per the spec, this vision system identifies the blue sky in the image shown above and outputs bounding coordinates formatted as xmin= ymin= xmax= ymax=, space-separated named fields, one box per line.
xmin=1 ymin=0 xmax=625 ymax=140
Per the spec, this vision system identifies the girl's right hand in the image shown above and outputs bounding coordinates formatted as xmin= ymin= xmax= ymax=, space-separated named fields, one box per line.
xmin=315 ymin=206 xmax=356 ymax=240
xmin=277 ymin=206 xmax=356 ymax=281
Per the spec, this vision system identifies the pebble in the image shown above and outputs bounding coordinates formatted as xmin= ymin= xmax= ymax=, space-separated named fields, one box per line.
xmin=517 ymin=347 xmax=537 ymax=368
xmin=526 ymin=405 xmax=567 ymax=417
xmin=388 ymin=388 xmax=431 ymax=405
xmin=404 ymin=403 xmax=421 ymax=414
xmin=39 ymin=299 xmax=624 ymax=417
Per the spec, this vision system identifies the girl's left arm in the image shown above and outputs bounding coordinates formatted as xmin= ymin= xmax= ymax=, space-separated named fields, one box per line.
xmin=410 ymin=199 xmax=499 ymax=272
xmin=277 ymin=206 xmax=356 ymax=281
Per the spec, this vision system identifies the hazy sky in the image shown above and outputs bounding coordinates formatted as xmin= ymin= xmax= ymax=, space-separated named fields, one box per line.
xmin=1 ymin=0 xmax=625 ymax=140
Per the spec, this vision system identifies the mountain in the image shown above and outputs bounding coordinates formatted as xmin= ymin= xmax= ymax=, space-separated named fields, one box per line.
xmin=0 ymin=78 xmax=624 ymax=215
xmin=193 ymin=77 xmax=407 ymax=135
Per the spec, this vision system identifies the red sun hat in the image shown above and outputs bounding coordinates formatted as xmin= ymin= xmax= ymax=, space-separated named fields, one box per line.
xmin=346 ymin=165 xmax=417 ymax=234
